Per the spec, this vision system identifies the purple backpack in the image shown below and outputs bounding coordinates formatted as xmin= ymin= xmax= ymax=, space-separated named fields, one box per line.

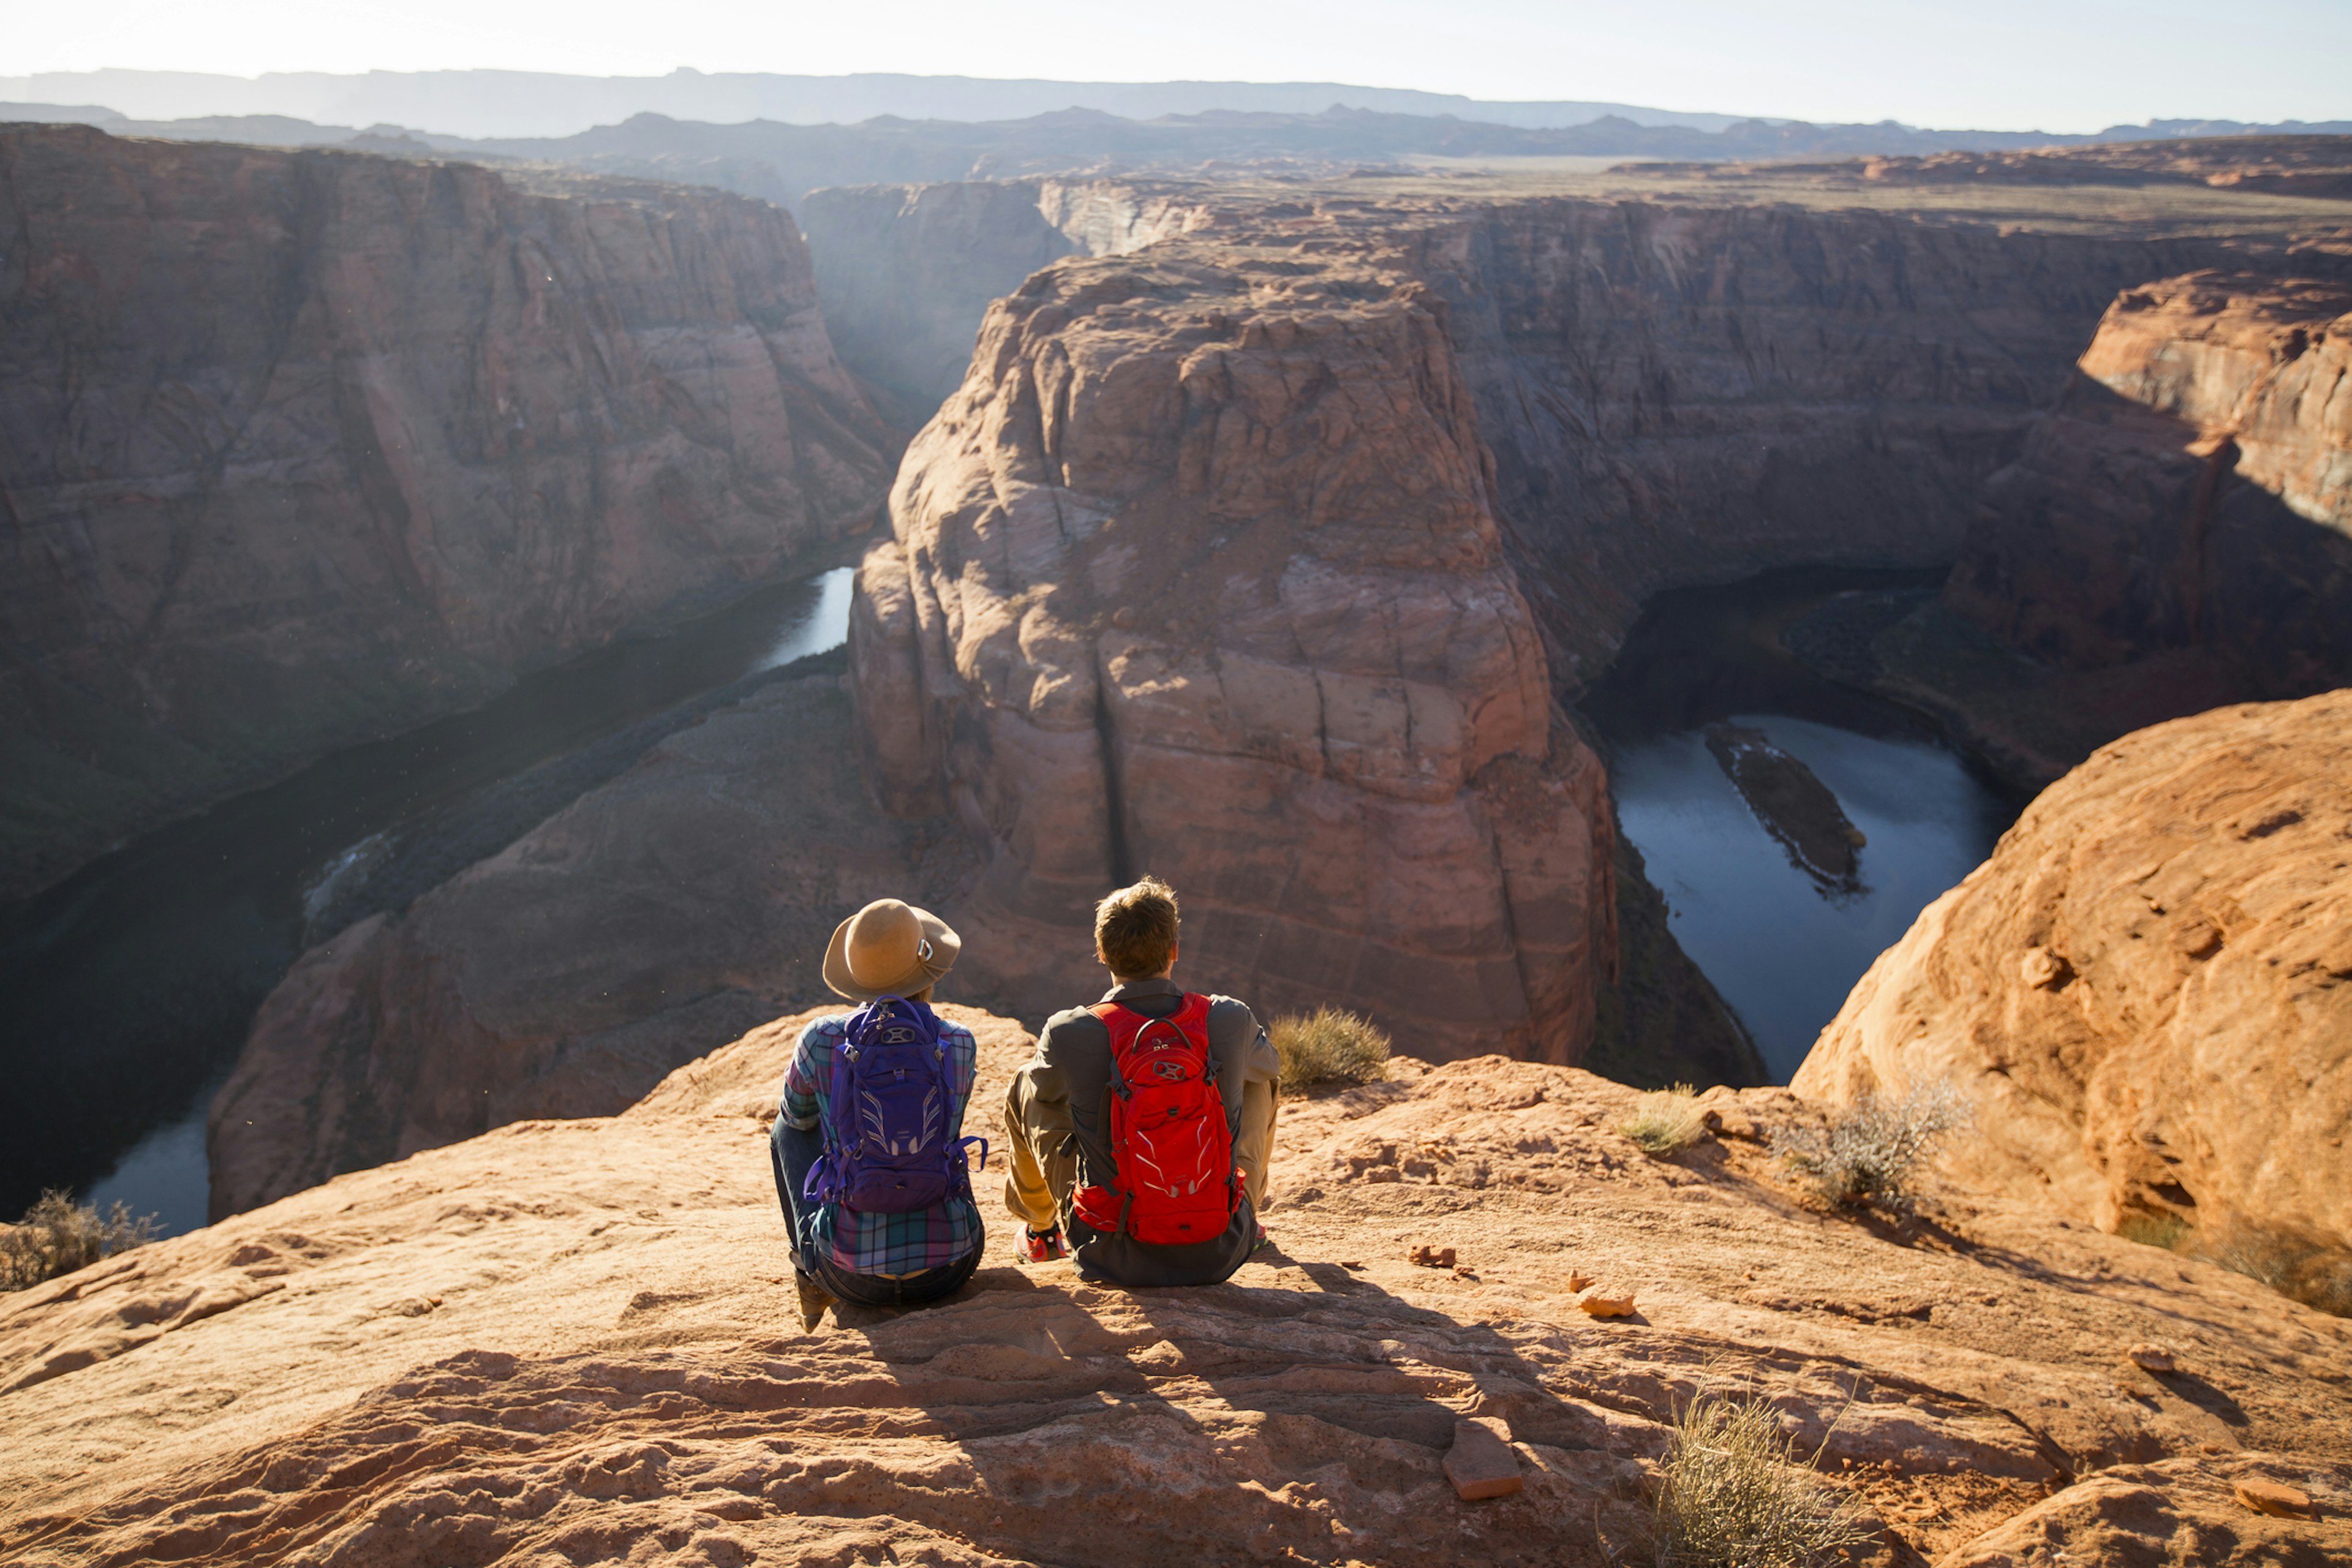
xmin=805 ymin=996 xmax=985 ymax=1215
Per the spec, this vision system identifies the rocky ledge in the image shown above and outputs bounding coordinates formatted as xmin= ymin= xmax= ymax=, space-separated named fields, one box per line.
xmin=1798 ymin=689 xmax=2352 ymax=1304
xmin=8 ymin=1003 xmax=2350 ymax=1566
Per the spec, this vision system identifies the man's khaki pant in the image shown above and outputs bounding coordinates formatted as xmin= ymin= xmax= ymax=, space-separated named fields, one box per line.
xmin=1002 ymin=1068 xmax=1278 ymax=1232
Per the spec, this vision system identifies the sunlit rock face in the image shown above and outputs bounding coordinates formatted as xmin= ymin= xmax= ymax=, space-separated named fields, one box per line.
xmin=0 ymin=125 xmax=891 ymax=897
xmin=852 ymin=242 xmax=1612 ymax=1065
xmin=1798 ymin=689 xmax=2352 ymax=1285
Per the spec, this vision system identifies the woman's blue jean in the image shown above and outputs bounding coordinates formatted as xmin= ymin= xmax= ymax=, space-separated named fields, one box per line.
xmin=768 ymin=1117 xmax=979 ymax=1307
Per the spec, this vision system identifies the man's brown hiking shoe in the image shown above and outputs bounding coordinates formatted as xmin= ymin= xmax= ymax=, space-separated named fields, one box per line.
xmin=794 ymin=1268 xmax=835 ymax=1331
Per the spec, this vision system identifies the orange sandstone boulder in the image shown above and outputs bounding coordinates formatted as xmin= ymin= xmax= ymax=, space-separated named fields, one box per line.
xmin=1795 ymin=691 xmax=2352 ymax=1286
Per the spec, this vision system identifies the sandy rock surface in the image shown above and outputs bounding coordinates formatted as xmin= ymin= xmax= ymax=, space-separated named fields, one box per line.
xmin=12 ymin=1005 xmax=2352 ymax=1566
xmin=1798 ymin=690 xmax=2352 ymax=1291
xmin=0 ymin=125 xmax=892 ymax=899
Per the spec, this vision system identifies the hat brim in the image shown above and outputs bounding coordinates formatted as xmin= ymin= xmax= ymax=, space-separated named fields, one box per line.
xmin=822 ymin=905 xmax=962 ymax=1001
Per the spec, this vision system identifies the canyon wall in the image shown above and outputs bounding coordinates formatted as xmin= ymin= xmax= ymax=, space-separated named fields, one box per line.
xmin=1400 ymin=200 xmax=2223 ymax=687
xmin=1796 ymin=691 xmax=2352 ymax=1300
xmin=0 ymin=125 xmax=892 ymax=898
xmin=1945 ymin=271 xmax=2352 ymax=692
xmin=851 ymin=242 xmax=1613 ymax=1064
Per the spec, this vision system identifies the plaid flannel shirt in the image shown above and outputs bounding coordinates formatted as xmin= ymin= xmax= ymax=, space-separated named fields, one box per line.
xmin=780 ymin=1008 xmax=981 ymax=1276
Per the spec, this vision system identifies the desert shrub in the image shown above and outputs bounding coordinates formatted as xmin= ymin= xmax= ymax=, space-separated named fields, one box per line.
xmin=1781 ymin=1080 xmax=1969 ymax=1214
xmin=1270 ymin=1007 xmax=1391 ymax=1095
xmin=2200 ymin=1226 xmax=2352 ymax=1319
xmin=0 ymin=1190 xmax=159 ymax=1291
xmin=1650 ymin=1389 xmax=1872 ymax=1567
xmin=1619 ymin=1083 xmax=1709 ymax=1156
xmin=2116 ymin=1211 xmax=2192 ymax=1251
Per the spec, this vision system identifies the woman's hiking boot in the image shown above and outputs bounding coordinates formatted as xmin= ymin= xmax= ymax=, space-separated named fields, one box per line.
xmin=1016 ymin=1224 xmax=1069 ymax=1264
xmin=793 ymin=1267 xmax=836 ymax=1331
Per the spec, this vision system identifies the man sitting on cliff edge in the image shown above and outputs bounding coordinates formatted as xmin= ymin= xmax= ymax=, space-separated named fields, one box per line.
xmin=1001 ymin=876 xmax=1280 ymax=1286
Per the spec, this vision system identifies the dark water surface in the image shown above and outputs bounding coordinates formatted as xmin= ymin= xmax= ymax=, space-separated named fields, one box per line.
xmin=1582 ymin=568 xmax=2022 ymax=1082
xmin=3 ymin=566 xmax=855 ymax=1233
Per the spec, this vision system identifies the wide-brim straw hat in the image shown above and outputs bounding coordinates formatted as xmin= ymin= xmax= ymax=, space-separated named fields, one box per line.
xmin=823 ymin=898 xmax=961 ymax=1002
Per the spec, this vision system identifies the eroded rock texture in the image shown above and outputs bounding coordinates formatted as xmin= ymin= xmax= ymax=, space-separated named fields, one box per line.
xmin=0 ymin=126 xmax=892 ymax=897
xmin=1947 ymin=271 xmax=2352 ymax=692
xmin=1796 ymin=691 xmax=2352 ymax=1294
xmin=9 ymin=1005 xmax=2350 ymax=1566
xmin=852 ymin=243 xmax=1613 ymax=1063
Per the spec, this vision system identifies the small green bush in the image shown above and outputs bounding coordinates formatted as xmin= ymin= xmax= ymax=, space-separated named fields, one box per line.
xmin=2117 ymin=1211 xmax=2192 ymax=1251
xmin=1781 ymin=1080 xmax=1969 ymax=1214
xmin=1650 ymin=1389 xmax=1872 ymax=1567
xmin=1619 ymin=1083 xmax=1709 ymax=1156
xmin=0 ymin=1190 xmax=159 ymax=1291
xmin=1270 ymin=1007 xmax=1392 ymax=1095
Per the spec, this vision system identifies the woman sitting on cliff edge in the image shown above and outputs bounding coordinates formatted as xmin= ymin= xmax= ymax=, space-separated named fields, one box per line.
xmin=769 ymin=899 xmax=986 ymax=1330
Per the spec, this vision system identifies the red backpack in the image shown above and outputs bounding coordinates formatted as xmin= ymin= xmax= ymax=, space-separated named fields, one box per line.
xmin=1071 ymin=994 xmax=1240 ymax=1246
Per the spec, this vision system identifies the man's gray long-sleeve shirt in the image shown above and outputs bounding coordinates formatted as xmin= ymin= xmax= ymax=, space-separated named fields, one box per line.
xmin=1027 ymin=974 xmax=1278 ymax=1284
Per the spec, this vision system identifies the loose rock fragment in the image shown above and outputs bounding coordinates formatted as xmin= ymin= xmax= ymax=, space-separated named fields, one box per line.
xmin=1577 ymin=1288 xmax=1638 ymax=1318
xmin=1442 ymin=1418 xmax=1523 ymax=1501
xmin=2126 ymin=1343 xmax=2176 ymax=1373
xmin=1408 ymin=1245 xmax=1457 ymax=1268
xmin=1566 ymin=1271 xmax=1594 ymax=1292
xmin=2233 ymin=1479 xmax=2312 ymax=1517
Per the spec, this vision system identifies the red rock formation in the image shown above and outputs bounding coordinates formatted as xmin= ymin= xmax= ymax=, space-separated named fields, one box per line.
xmin=1795 ymin=691 xmax=2352 ymax=1297
xmin=1945 ymin=272 xmax=2352 ymax=693
xmin=11 ymin=1004 xmax=2352 ymax=1565
xmin=852 ymin=244 xmax=1613 ymax=1063
xmin=0 ymin=126 xmax=892 ymax=898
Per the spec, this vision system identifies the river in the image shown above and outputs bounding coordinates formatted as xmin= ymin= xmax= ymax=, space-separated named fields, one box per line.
xmin=1 ymin=565 xmax=856 ymax=1235
xmin=1581 ymin=568 xmax=2022 ymax=1083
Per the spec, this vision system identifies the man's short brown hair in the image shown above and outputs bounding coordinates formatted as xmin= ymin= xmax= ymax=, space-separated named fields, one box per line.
xmin=1095 ymin=876 xmax=1180 ymax=979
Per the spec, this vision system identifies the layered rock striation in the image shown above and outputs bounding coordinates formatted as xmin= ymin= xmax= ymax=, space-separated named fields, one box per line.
xmin=851 ymin=241 xmax=1613 ymax=1063
xmin=1796 ymin=691 xmax=2352 ymax=1298
xmin=0 ymin=125 xmax=892 ymax=897
xmin=1946 ymin=271 xmax=2352 ymax=693
xmin=10 ymin=1004 xmax=2351 ymax=1566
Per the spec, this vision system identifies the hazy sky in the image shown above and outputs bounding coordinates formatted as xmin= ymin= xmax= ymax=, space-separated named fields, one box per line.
xmin=9 ymin=0 xmax=2349 ymax=133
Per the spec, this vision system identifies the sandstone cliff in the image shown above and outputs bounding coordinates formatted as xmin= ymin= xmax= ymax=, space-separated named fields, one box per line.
xmin=1945 ymin=272 xmax=2352 ymax=698
xmin=1795 ymin=692 xmax=2352 ymax=1306
xmin=851 ymin=241 xmax=1613 ymax=1065
xmin=207 ymin=660 xmax=977 ymax=1218
xmin=10 ymin=1005 xmax=2350 ymax=1566
xmin=0 ymin=125 xmax=892 ymax=898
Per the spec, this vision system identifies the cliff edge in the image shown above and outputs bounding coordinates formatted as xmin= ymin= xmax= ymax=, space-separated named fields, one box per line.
xmin=10 ymin=1004 xmax=2351 ymax=1565
xmin=1796 ymin=690 xmax=2352 ymax=1304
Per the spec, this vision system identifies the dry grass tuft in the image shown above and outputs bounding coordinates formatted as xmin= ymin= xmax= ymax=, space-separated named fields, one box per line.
xmin=1 ymin=1189 xmax=159 ymax=1291
xmin=1781 ymin=1080 xmax=1969 ymax=1214
xmin=1649 ymin=1388 xmax=1873 ymax=1567
xmin=1618 ymin=1083 xmax=1709 ymax=1156
xmin=1270 ymin=1006 xmax=1392 ymax=1095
